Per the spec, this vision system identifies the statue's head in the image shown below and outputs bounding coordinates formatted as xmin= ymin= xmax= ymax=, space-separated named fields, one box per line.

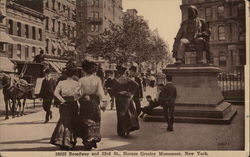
xmin=187 ymin=5 xmax=198 ymax=19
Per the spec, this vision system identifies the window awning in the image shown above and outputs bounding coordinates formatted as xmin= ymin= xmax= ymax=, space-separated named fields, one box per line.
xmin=57 ymin=43 xmax=62 ymax=50
xmin=0 ymin=32 xmax=15 ymax=44
xmin=51 ymin=42 xmax=58 ymax=49
xmin=0 ymin=56 xmax=15 ymax=73
xmin=61 ymin=44 xmax=68 ymax=51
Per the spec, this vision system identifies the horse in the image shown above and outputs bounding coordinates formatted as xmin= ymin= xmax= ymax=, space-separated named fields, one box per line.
xmin=0 ymin=72 xmax=33 ymax=119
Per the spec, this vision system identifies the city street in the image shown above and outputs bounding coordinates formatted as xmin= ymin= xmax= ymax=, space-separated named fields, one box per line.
xmin=0 ymin=87 xmax=245 ymax=151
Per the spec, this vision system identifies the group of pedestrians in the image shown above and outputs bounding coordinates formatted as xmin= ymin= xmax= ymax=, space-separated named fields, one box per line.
xmin=39 ymin=60 xmax=177 ymax=150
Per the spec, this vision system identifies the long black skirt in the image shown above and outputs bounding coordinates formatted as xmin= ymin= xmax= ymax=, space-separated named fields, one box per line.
xmin=76 ymin=95 xmax=101 ymax=148
xmin=50 ymin=97 xmax=78 ymax=149
xmin=115 ymin=94 xmax=140 ymax=136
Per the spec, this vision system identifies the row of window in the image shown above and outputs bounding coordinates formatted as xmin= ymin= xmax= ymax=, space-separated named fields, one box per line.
xmin=45 ymin=39 xmax=68 ymax=56
xmin=213 ymin=25 xmax=245 ymax=41
xmin=45 ymin=17 xmax=75 ymax=38
xmin=91 ymin=24 xmax=99 ymax=32
xmin=80 ymin=0 xmax=99 ymax=7
xmin=8 ymin=20 xmax=43 ymax=41
xmin=217 ymin=49 xmax=245 ymax=67
xmin=204 ymin=3 xmax=245 ymax=20
xmin=45 ymin=0 xmax=75 ymax=19
xmin=8 ymin=44 xmax=40 ymax=59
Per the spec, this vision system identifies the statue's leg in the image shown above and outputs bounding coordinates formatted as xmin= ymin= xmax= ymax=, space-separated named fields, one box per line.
xmin=176 ymin=38 xmax=190 ymax=63
xmin=194 ymin=37 xmax=206 ymax=63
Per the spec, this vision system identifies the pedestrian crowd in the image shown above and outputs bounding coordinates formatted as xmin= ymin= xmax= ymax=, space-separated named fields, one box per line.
xmin=38 ymin=60 xmax=177 ymax=150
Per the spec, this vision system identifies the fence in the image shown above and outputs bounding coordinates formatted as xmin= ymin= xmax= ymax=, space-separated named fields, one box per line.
xmin=217 ymin=69 xmax=245 ymax=103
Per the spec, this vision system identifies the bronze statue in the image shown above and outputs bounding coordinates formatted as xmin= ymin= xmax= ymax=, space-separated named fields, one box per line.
xmin=172 ymin=5 xmax=211 ymax=64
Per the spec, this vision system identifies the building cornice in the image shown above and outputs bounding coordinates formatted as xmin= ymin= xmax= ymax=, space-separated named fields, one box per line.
xmin=6 ymin=1 xmax=44 ymax=20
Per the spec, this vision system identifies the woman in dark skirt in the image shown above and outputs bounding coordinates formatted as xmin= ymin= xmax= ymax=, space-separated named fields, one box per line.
xmin=111 ymin=65 xmax=140 ymax=137
xmin=50 ymin=67 xmax=79 ymax=150
xmin=74 ymin=60 xmax=107 ymax=150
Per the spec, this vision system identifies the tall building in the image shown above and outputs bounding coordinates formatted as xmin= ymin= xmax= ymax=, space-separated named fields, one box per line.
xmin=0 ymin=0 xmax=12 ymax=57
xmin=76 ymin=0 xmax=122 ymax=50
xmin=76 ymin=0 xmax=123 ymax=70
xmin=5 ymin=0 xmax=44 ymax=62
xmin=181 ymin=0 xmax=246 ymax=72
xmin=43 ymin=0 xmax=76 ymax=70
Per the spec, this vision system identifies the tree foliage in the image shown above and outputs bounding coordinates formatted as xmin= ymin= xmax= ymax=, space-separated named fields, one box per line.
xmin=87 ymin=14 xmax=171 ymax=66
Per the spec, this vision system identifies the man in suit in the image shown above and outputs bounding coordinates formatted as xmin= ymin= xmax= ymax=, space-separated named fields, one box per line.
xmin=158 ymin=75 xmax=177 ymax=131
xmin=129 ymin=66 xmax=143 ymax=116
xmin=39 ymin=69 xmax=56 ymax=123
xmin=172 ymin=5 xmax=211 ymax=64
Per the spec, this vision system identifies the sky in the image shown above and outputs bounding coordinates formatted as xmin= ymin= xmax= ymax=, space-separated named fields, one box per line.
xmin=123 ymin=0 xmax=182 ymax=51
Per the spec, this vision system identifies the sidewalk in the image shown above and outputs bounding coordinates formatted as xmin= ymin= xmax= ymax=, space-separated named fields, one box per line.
xmin=0 ymin=103 xmax=244 ymax=151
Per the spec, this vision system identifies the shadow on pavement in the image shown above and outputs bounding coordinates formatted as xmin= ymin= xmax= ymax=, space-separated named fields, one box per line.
xmin=0 ymin=120 xmax=56 ymax=125
xmin=0 ymin=137 xmax=50 ymax=145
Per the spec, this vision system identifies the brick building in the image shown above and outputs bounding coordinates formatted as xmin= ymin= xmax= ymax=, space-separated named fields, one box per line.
xmin=5 ymin=0 xmax=44 ymax=62
xmin=76 ymin=0 xmax=123 ymax=71
xmin=43 ymin=0 xmax=77 ymax=71
xmin=181 ymin=0 xmax=246 ymax=72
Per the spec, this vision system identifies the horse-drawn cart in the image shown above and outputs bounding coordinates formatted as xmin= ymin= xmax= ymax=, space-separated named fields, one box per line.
xmin=14 ymin=61 xmax=45 ymax=107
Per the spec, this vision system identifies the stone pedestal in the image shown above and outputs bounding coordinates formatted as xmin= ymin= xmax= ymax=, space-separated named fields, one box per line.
xmin=145 ymin=64 xmax=237 ymax=124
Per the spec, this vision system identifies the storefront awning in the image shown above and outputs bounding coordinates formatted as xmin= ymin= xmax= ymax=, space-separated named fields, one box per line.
xmin=0 ymin=56 xmax=15 ymax=72
xmin=0 ymin=32 xmax=15 ymax=44
xmin=57 ymin=62 xmax=66 ymax=70
xmin=44 ymin=61 xmax=61 ymax=73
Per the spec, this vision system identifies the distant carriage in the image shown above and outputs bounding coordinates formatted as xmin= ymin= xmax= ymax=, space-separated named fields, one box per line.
xmin=14 ymin=61 xmax=45 ymax=99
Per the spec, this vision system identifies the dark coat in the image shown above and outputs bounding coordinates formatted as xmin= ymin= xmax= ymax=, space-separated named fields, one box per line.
xmin=158 ymin=83 xmax=177 ymax=107
xmin=133 ymin=76 xmax=143 ymax=100
xmin=39 ymin=78 xmax=56 ymax=99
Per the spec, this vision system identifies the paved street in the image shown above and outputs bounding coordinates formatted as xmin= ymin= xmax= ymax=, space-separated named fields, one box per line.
xmin=0 ymin=102 xmax=244 ymax=151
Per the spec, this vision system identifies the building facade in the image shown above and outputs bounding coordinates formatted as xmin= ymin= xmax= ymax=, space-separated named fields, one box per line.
xmin=76 ymin=0 xmax=123 ymax=71
xmin=5 ymin=0 xmax=44 ymax=61
xmin=181 ymin=0 xmax=246 ymax=72
xmin=44 ymin=0 xmax=76 ymax=60
xmin=76 ymin=0 xmax=122 ymax=44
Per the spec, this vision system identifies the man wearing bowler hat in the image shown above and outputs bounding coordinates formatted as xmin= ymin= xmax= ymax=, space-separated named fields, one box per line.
xmin=129 ymin=66 xmax=143 ymax=116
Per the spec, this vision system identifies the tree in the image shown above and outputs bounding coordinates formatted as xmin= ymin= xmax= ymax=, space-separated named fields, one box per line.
xmin=87 ymin=14 xmax=151 ymax=65
xmin=87 ymin=13 xmax=173 ymax=71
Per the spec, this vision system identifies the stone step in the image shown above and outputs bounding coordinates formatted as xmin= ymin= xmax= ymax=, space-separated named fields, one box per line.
xmin=144 ymin=108 xmax=237 ymax=124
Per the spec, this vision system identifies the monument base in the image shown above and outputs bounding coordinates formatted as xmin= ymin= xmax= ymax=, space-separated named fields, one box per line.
xmin=145 ymin=65 xmax=237 ymax=124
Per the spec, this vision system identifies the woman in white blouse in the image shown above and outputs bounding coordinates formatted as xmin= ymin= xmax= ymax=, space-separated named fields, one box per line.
xmin=50 ymin=67 xmax=79 ymax=150
xmin=74 ymin=60 xmax=107 ymax=151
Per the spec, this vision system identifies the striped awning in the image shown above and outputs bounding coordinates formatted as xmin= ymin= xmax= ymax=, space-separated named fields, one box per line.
xmin=61 ymin=43 xmax=68 ymax=51
xmin=51 ymin=42 xmax=58 ymax=49
xmin=44 ymin=61 xmax=60 ymax=73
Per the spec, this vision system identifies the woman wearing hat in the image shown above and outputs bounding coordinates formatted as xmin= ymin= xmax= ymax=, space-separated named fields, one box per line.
xmin=74 ymin=60 xmax=107 ymax=150
xmin=50 ymin=66 xmax=79 ymax=150
xmin=110 ymin=65 xmax=140 ymax=137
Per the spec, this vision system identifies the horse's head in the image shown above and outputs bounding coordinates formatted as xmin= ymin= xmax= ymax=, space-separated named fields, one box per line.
xmin=0 ymin=72 xmax=11 ymax=89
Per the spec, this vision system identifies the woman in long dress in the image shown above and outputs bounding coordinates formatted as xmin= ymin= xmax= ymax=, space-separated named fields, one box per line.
xmin=74 ymin=60 xmax=107 ymax=150
xmin=111 ymin=65 xmax=140 ymax=137
xmin=50 ymin=67 xmax=79 ymax=150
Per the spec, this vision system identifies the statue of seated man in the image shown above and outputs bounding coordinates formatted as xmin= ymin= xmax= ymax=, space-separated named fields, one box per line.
xmin=172 ymin=5 xmax=211 ymax=64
